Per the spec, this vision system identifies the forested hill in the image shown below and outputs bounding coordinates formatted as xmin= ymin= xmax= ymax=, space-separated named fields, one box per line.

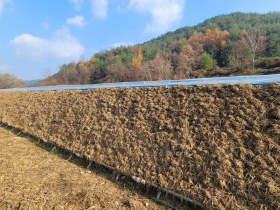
xmin=143 ymin=12 xmax=280 ymax=45
xmin=34 ymin=12 xmax=280 ymax=87
xmin=140 ymin=12 xmax=280 ymax=56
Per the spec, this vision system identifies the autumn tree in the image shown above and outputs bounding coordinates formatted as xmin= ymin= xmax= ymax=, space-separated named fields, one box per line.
xmin=0 ymin=73 xmax=26 ymax=89
xmin=77 ymin=63 xmax=91 ymax=84
xmin=55 ymin=64 xmax=69 ymax=85
xmin=173 ymin=38 xmax=188 ymax=54
xmin=203 ymin=28 xmax=230 ymax=51
xmin=79 ymin=55 xmax=85 ymax=63
xmin=187 ymin=31 xmax=204 ymax=55
xmin=45 ymin=77 xmax=58 ymax=86
xmin=71 ymin=60 xmax=77 ymax=69
xmin=55 ymin=64 xmax=78 ymax=85
xmin=67 ymin=67 xmax=79 ymax=84
xmin=239 ymin=28 xmax=267 ymax=71
xmin=105 ymin=60 xmax=127 ymax=82
xmin=90 ymin=53 xmax=97 ymax=62
xmin=36 ymin=68 xmax=59 ymax=86
xmin=132 ymin=46 xmax=143 ymax=68
xmin=173 ymin=45 xmax=195 ymax=79
xmin=168 ymin=40 xmax=178 ymax=52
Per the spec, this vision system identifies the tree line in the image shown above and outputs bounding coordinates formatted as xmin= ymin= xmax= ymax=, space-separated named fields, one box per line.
xmin=2 ymin=12 xmax=279 ymax=89
xmin=141 ymin=12 xmax=280 ymax=57
xmin=0 ymin=73 xmax=26 ymax=89
xmin=34 ymin=25 xmax=270 ymax=86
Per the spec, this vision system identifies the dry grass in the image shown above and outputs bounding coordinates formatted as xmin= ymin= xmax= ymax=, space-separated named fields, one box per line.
xmin=0 ymin=127 xmax=167 ymax=210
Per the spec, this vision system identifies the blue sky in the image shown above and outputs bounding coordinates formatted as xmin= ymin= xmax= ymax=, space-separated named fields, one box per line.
xmin=0 ymin=0 xmax=279 ymax=80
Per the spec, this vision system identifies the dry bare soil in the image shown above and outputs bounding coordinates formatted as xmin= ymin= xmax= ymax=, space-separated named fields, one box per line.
xmin=1 ymin=83 xmax=280 ymax=209
xmin=0 ymin=127 xmax=166 ymax=210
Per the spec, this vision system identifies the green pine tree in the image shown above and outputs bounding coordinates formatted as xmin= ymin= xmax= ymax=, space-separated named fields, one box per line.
xmin=199 ymin=52 xmax=217 ymax=70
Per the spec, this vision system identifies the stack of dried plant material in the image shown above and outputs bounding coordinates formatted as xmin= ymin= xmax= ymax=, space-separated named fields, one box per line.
xmin=1 ymin=83 xmax=280 ymax=209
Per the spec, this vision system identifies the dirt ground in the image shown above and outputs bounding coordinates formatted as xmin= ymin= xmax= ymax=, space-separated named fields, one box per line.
xmin=0 ymin=127 xmax=168 ymax=210
xmin=1 ymin=83 xmax=280 ymax=209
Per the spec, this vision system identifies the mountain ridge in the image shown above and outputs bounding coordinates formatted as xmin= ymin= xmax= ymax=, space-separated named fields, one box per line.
xmin=33 ymin=11 xmax=280 ymax=87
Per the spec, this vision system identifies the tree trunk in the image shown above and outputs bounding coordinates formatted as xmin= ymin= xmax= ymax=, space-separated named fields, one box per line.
xmin=252 ymin=52 xmax=255 ymax=72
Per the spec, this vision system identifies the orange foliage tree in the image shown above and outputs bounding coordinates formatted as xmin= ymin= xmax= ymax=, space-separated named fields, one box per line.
xmin=203 ymin=28 xmax=230 ymax=51
xmin=132 ymin=46 xmax=143 ymax=68
xmin=90 ymin=53 xmax=97 ymax=62
xmin=187 ymin=31 xmax=204 ymax=54
xmin=188 ymin=28 xmax=230 ymax=53
xmin=175 ymin=45 xmax=195 ymax=79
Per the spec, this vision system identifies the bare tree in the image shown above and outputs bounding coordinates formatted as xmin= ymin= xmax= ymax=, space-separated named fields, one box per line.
xmin=105 ymin=60 xmax=127 ymax=82
xmin=77 ymin=63 xmax=91 ymax=84
xmin=40 ymin=68 xmax=53 ymax=79
xmin=229 ymin=40 xmax=250 ymax=71
xmin=142 ymin=61 xmax=153 ymax=81
xmin=152 ymin=54 xmax=172 ymax=80
xmin=240 ymin=27 xmax=267 ymax=71
xmin=176 ymin=54 xmax=195 ymax=79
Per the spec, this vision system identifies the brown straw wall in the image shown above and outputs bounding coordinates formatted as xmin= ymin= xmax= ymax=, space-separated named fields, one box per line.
xmin=0 ymin=83 xmax=280 ymax=209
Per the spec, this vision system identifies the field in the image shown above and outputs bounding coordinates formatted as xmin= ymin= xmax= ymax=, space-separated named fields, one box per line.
xmin=1 ymin=83 xmax=280 ymax=209
xmin=0 ymin=127 xmax=169 ymax=210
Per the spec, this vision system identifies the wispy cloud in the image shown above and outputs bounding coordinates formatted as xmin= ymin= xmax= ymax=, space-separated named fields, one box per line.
xmin=0 ymin=0 xmax=12 ymax=16
xmin=66 ymin=15 xmax=87 ymax=26
xmin=116 ymin=5 xmax=123 ymax=12
xmin=0 ymin=64 xmax=12 ymax=72
xmin=111 ymin=41 xmax=133 ymax=48
xmin=129 ymin=0 xmax=185 ymax=33
xmin=116 ymin=1 xmax=126 ymax=13
xmin=69 ymin=0 xmax=83 ymax=10
xmin=41 ymin=22 xmax=51 ymax=30
xmin=9 ymin=26 xmax=84 ymax=61
xmin=88 ymin=47 xmax=95 ymax=52
xmin=91 ymin=0 xmax=108 ymax=19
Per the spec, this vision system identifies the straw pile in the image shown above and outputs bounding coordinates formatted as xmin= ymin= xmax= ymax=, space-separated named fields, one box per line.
xmin=0 ymin=127 xmax=163 ymax=210
xmin=0 ymin=83 xmax=280 ymax=209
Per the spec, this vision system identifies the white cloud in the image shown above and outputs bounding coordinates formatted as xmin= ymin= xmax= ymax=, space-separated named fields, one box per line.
xmin=42 ymin=22 xmax=51 ymax=30
xmin=91 ymin=0 xmax=108 ymax=19
xmin=0 ymin=0 xmax=12 ymax=16
xmin=111 ymin=41 xmax=133 ymax=48
xmin=9 ymin=26 xmax=84 ymax=61
xmin=69 ymin=0 xmax=83 ymax=10
xmin=66 ymin=15 xmax=87 ymax=26
xmin=129 ymin=0 xmax=185 ymax=33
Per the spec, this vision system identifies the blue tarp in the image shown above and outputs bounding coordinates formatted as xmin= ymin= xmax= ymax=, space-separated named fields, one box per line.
xmin=1 ymin=74 xmax=280 ymax=92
